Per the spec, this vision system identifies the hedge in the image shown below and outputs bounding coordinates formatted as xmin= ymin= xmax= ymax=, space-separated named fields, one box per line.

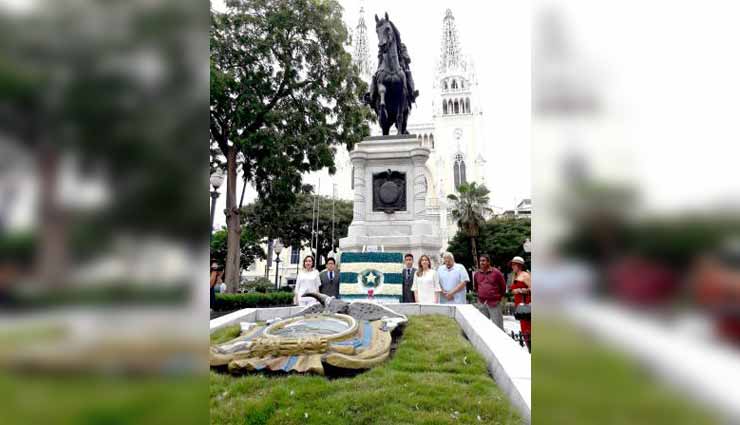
xmin=7 ymin=284 xmax=188 ymax=309
xmin=214 ymin=292 xmax=294 ymax=311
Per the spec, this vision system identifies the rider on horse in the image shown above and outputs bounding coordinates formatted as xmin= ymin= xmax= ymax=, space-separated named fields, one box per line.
xmin=363 ymin=13 xmax=418 ymax=135
xmin=369 ymin=42 xmax=418 ymax=111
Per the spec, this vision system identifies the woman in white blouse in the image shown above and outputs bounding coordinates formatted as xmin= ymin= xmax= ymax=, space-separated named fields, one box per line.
xmin=411 ymin=254 xmax=442 ymax=304
xmin=294 ymin=255 xmax=321 ymax=306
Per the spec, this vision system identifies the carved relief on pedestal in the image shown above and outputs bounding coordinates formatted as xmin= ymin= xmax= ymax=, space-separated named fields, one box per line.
xmin=352 ymin=159 xmax=367 ymax=221
xmin=411 ymin=155 xmax=428 ymax=216
xmin=372 ymin=169 xmax=406 ymax=213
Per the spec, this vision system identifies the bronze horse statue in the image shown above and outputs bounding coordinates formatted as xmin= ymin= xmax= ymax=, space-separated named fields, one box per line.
xmin=364 ymin=13 xmax=418 ymax=136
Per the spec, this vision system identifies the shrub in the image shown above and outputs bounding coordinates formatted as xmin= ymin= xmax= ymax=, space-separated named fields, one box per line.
xmin=241 ymin=277 xmax=274 ymax=293
xmin=0 ymin=231 xmax=37 ymax=265
xmin=8 ymin=283 xmax=188 ymax=308
xmin=214 ymin=292 xmax=294 ymax=311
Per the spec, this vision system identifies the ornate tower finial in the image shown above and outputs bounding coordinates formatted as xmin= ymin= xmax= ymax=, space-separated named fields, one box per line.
xmin=352 ymin=4 xmax=372 ymax=82
xmin=438 ymin=8 xmax=464 ymax=75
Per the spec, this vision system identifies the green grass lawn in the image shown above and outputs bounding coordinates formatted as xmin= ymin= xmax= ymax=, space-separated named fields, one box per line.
xmin=533 ymin=318 xmax=718 ymax=425
xmin=0 ymin=326 xmax=207 ymax=425
xmin=0 ymin=374 xmax=208 ymax=425
xmin=210 ymin=315 xmax=524 ymax=425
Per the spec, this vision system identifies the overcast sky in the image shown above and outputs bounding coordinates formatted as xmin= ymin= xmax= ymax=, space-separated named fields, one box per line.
xmin=534 ymin=0 xmax=740 ymax=214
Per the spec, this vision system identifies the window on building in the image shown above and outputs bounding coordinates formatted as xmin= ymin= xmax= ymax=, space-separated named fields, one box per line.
xmin=454 ymin=153 xmax=467 ymax=190
xmin=443 ymin=101 xmax=448 ymax=114
xmin=465 ymin=98 xmax=471 ymax=113
xmin=430 ymin=135 xmax=435 ymax=149
xmin=290 ymin=246 xmax=300 ymax=264
xmin=443 ymin=81 xmax=448 ymax=90
xmin=452 ymin=79 xmax=457 ymax=89
xmin=454 ymin=100 xmax=459 ymax=114
xmin=461 ymin=80 xmax=465 ymax=89
xmin=448 ymin=100 xmax=453 ymax=114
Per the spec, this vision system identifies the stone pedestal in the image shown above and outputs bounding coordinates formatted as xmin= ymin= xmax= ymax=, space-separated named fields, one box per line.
xmin=339 ymin=135 xmax=443 ymax=259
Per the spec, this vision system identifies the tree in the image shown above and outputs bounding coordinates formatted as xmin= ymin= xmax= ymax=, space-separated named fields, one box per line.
xmin=242 ymin=192 xmax=354 ymax=269
xmin=0 ymin=0 xmax=206 ymax=285
xmin=210 ymin=0 xmax=371 ymax=291
xmin=209 ymin=227 xmax=265 ymax=276
xmin=448 ymin=217 xmax=531 ymax=273
xmin=447 ymin=182 xmax=493 ymax=269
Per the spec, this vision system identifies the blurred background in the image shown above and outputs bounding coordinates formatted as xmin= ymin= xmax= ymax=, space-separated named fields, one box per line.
xmin=0 ymin=0 xmax=208 ymax=424
xmin=533 ymin=0 xmax=740 ymax=424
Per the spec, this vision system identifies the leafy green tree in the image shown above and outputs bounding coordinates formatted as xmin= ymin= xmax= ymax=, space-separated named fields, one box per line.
xmin=242 ymin=192 xmax=354 ymax=270
xmin=0 ymin=0 xmax=206 ymax=285
xmin=448 ymin=218 xmax=531 ymax=273
xmin=210 ymin=0 xmax=371 ymax=291
xmin=209 ymin=227 xmax=265 ymax=276
xmin=447 ymin=182 xmax=494 ymax=269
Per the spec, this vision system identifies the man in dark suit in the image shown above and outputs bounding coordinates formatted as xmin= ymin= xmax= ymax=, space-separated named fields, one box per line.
xmin=401 ymin=253 xmax=416 ymax=303
xmin=319 ymin=257 xmax=341 ymax=298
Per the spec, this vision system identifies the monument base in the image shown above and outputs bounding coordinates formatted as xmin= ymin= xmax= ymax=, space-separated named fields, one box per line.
xmin=339 ymin=135 xmax=443 ymax=260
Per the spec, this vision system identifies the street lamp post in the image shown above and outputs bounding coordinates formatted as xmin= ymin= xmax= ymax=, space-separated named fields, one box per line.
xmin=274 ymin=240 xmax=284 ymax=289
xmin=209 ymin=170 xmax=225 ymax=243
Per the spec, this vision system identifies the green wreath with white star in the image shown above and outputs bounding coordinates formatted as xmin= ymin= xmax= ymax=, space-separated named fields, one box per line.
xmin=359 ymin=269 xmax=383 ymax=288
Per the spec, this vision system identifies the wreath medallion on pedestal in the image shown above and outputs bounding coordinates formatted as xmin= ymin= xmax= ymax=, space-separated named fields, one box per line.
xmin=359 ymin=269 xmax=383 ymax=289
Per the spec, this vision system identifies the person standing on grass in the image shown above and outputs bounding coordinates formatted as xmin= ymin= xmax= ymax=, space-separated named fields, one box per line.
xmin=474 ymin=254 xmax=507 ymax=330
xmin=210 ymin=261 xmax=223 ymax=309
xmin=437 ymin=252 xmax=470 ymax=304
xmin=319 ymin=257 xmax=341 ymax=298
xmin=411 ymin=254 xmax=441 ymax=304
xmin=510 ymin=256 xmax=532 ymax=350
xmin=401 ymin=253 xmax=416 ymax=303
xmin=294 ymin=255 xmax=321 ymax=306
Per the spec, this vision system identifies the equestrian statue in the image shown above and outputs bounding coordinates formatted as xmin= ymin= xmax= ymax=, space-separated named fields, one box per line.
xmin=363 ymin=12 xmax=419 ymax=136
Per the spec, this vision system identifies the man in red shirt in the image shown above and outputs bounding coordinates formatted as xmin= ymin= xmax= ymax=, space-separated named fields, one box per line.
xmin=474 ymin=254 xmax=507 ymax=330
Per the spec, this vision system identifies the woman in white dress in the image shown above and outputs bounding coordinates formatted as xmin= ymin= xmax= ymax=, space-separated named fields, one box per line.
xmin=411 ymin=254 xmax=442 ymax=304
xmin=294 ymin=255 xmax=321 ymax=306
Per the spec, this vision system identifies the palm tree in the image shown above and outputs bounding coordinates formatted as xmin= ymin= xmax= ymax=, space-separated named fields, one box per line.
xmin=447 ymin=182 xmax=493 ymax=269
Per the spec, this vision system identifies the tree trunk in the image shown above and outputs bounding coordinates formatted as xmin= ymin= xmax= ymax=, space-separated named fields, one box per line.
xmin=470 ymin=235 xmax=479 ymax=270
xmin=224 ymin=145 xmax=241 ymax=293
xmin=36 ymin=144 xmax=68 ymax=287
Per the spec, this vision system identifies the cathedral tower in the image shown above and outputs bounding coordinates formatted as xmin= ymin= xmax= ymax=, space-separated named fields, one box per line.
xmin=430 ymin=9 xmax=486 ymax=204
xmin=352 ymin=5 xmax=373 ymax=84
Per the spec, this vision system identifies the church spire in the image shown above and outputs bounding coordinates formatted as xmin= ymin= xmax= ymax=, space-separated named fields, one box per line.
xmin=438 ymin=9 xmax=464 ymax=75
xmin=352 ymin=5 xmax=372 ymax=82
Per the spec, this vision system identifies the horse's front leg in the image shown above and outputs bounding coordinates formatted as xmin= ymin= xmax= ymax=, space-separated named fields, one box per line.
xmin=378 ymin=83 xmax=386 ymax=107
xmin=378 ymin=83 xmax=388 ymax=133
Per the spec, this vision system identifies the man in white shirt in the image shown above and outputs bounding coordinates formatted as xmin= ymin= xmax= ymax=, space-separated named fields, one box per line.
xmin=436 ymin=252 xmax=469 ymax=304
